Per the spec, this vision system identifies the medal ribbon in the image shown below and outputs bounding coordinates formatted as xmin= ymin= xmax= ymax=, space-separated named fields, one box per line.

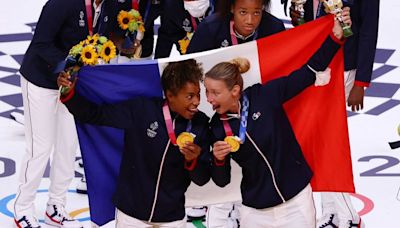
xmin=190 ymin=16 xmax=198 ymax=32
xmin=85 ymin=0 xmax=94 ymax=36
xmin=162 ymin=101 xmax=192 ymax=146
xmin=239 ymin=94 xmax=249 ymax=143
xmin=221 ymin=94 xmax=250 ymax=143
xmin=132 ymin=0 xmax=139 ymax=10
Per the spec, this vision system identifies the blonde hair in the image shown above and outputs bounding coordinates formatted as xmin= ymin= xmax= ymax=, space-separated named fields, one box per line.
xmin=205 ymin=57 xmax=250 ymax=91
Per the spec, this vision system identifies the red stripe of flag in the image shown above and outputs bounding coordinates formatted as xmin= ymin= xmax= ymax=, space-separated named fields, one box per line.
xmin=256 ymin=15 xmax=354 ymax=192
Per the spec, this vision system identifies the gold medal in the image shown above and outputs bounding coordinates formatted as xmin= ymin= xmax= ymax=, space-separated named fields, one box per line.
xmin=177 ymin=132 xmax=195 ymax=149
xmin=224 ymin=136 xmax=240 ymax=152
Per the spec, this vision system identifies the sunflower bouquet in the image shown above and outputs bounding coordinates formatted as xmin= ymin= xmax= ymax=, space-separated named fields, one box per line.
xmin=60 ymin=34 xmax=117 ymax=95
xmin=117 ymin=9 xmax=145 ymax=58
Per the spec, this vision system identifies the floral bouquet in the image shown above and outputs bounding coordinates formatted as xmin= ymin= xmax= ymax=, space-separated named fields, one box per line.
xmin=60 ymin=34 xmax=117 ymax=95
xmin=117 ymin=9 xmax=145 ymax=59
xmin=178 ymin=32 xmax=193 ymax=55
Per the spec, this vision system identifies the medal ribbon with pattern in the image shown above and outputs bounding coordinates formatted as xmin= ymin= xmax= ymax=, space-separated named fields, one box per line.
xmin=162 ymin=101 xmax=194 ymax=148
xmin=229 ymin=20 xmax=258 ymax=45
xmin=221 ymin=94 xmax=250 ymax=152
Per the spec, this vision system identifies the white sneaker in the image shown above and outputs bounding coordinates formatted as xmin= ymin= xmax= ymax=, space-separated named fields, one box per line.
xmin=228 ymin=204 xmax=240 ymax=228
xmin=44 ymin=204 xmax=83 ymax=228
xmin=76 ymin=176 xmax=87 ymax=194
xmin=186 ymin=206 xmax=207 ymax=220
xmin=14 ymin=215 xmax=41 ymax=228
xmin=10 ymin=111 xmax=24 ymax=125
xmin=339 ymin=218 xmax=364 ymax=228
xmin=317 ymin=213 xmax=339 ymax=228
xmin=77 ymin=158 xmax=84 ymax=168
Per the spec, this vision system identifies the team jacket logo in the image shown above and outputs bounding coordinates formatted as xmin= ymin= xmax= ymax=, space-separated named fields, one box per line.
xmin=147 ymin=121 xmax=159 ymax=138
xmin=221 ymin=39 xmax=229 ymax=47
xmin=182 ymin=19 xmax=192 ymax=32
xmin=79 ymin=11 xmax=85 ymax=27
xmin=252 ymin=112 xmax=261 ymax=120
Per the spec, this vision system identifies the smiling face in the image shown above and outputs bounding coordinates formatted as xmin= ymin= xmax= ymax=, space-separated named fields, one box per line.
xmin=204 ymin=77 xmax=241 ymax=114
xmin=166 ymin=82 xmax=201 ymax=120
xmin=231 ymin=0 xmax=264 ymax=37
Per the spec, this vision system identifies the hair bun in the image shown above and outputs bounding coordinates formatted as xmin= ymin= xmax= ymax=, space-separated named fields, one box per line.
xmin=229 ymin=57 xmax=250 ymax=74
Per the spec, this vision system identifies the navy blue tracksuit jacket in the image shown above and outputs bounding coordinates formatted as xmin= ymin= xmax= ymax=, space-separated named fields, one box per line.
xmin=302 ymin=0 xmax=379 ymax=87
xmin=20 ymin=0 xmax=119 ymax=89
xmin=63 ymin=94 xmax=211 ymax=222
xmin=154 ymin=0 xmax=215 ymax=58
xmin=211 ymin=34 xmax=343 ymax=208
xmin=187 ymin=11 xmax=285 ymax=54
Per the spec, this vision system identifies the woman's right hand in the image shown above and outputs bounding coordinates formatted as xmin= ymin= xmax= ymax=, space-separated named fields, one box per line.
xmin=289 ymin=2 xmax=301 ymax=26
xmin=213 ymin=141 xmax=232 ymax=161
xmin=57 ymin=70 xmax=77 ymax=91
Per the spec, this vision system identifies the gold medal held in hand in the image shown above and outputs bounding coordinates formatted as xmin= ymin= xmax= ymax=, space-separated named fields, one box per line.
xmin=177 ymin=132 xmax=195 ymax=149
xmin=224 ymin=136 xmax=240 ymax=152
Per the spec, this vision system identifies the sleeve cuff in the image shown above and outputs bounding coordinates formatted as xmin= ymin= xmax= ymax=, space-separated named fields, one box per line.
xmin=354 ymin=81 xmax=370 ymax=88
xmin=329 ymin=32 xmax=345 ymax=45
xmin=214 ymin=157 xmax=226 ymax=167
xmin=60 ymin=88 xmax=75 ymax=103
xmin=184 ymin=158 xmax=198 ymax=171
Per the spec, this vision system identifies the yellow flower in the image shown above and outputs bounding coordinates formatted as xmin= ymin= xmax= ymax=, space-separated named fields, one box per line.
xmin=99 ymin=41 xmax=116 ymax=63
xmin=81 ymin=45 xmax=98 ymax=65
xmin=178 ymin=32 xmax=193 ymax=55
xmin=85 ymin=34 xmax=99 ymax=45
xmin=118 ymin=10 xmax=134 ymax=30
xmin=138 ymin=24 xmax=145 ymax=33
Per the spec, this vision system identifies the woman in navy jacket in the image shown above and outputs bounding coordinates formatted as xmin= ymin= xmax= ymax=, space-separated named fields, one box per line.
xmin=154 ymin=0 xmax=215 ymax=58
xmin=14 ymin=1 xmax=119 ymax=227
xmin=114 ymin=0 xmax=162 ymax=58
xmin=203 ymin=18 xmax=347 ymax=227
xmin=290 ymin=2 xmax=378 ymax=227
xmin=187 ymin=0 xmax=285 ymax=54
xmin=58 ymin=60 xmax=210 ymax=227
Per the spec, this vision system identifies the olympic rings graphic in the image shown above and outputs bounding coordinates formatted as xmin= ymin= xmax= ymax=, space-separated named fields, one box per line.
xmin=0 ymin=189 xmax=90 ymax=222
xmin=350 ymin=193 xmax=374 ymax=216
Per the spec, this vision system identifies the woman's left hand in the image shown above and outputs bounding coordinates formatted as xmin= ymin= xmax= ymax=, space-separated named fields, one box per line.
xmin=180 ymin=142 xmax=201 ymax=162
xmin=341 ymin=7 xmax=352 ymax=27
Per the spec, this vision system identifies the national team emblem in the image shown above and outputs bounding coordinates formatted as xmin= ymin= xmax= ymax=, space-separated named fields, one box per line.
xmin=221 ymin=39 xmax=229 ymax=47
xmin=147 ymin=121 xmax=159 ymax=138
xmin=182 ymin=18 xmax=192 ymax=32
xmin=79 ymin=11 xmax=85 ymax=27
xmin=252 ymin=112 xmax=261 ymax=120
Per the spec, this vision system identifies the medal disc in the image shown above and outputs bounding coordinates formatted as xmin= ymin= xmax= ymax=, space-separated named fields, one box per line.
xmin=224 ymin=136 xmax=240 ymax=152
xmin=177 ymin=132 xmax=194 ymax=148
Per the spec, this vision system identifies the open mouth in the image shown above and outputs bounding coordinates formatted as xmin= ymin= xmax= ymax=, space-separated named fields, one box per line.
xmin=188 ymin=107 xmax=198 ymax=116
xmin=212 ymin=104 xmax=220 ymax=111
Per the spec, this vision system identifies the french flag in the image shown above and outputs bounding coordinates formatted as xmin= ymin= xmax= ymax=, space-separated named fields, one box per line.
xmin=75 ymin=15 xmax=354 ymax=226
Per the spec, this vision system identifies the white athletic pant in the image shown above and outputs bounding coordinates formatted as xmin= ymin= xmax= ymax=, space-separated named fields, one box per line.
xmin=207 ymin=203 xmax=241 ymax=228
xmin=14 ymin=76 xmax=78 ymax=218
xmin=115 ymin=210 xmax=186 ymax=228
xmin=239 ymin=184 xmax=316 ymax=228
xmin=319 ymin=69 xmax=360 ymax=222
